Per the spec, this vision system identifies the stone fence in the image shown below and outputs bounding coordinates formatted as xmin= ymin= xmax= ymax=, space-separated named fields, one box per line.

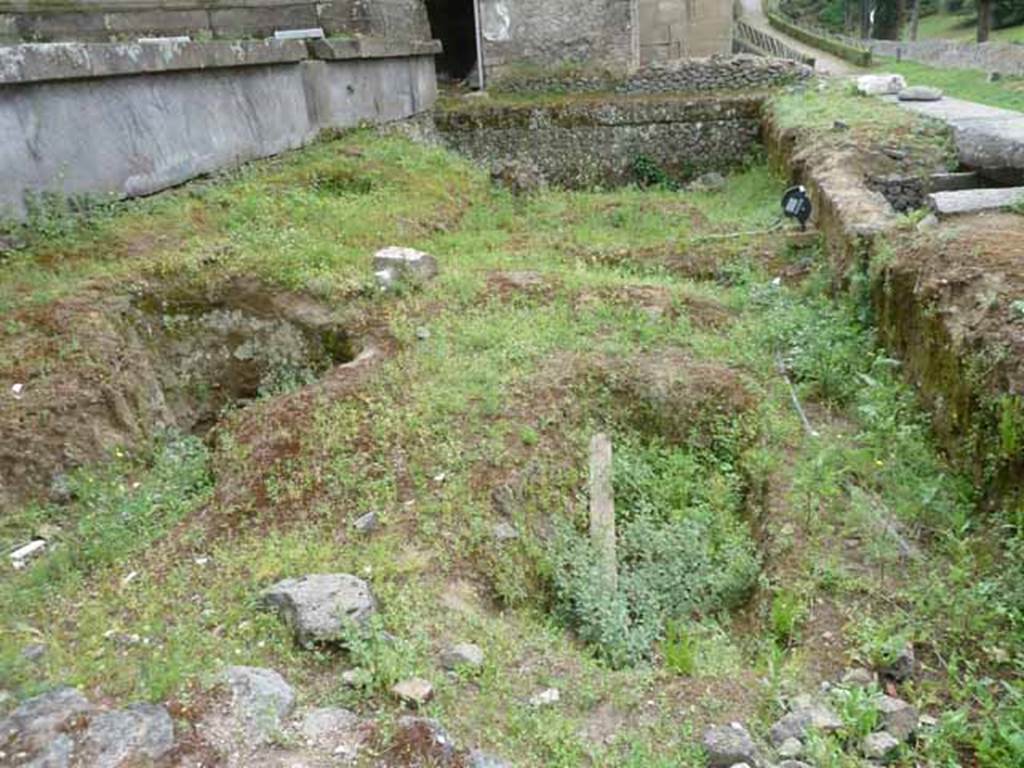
xmin=0 ymin=37 xmax=440 ymax=219
xmin=856 ymin=38 xmax=1024 ymax=77
xmin=0 ymin=0 xmax=430 ymax=44
xmin=489 ymin=54 xmax=812 ymax=95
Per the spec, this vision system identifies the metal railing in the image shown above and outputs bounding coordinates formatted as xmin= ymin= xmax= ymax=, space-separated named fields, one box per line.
xmin=734 ymin=18 xmax=816 ymax=67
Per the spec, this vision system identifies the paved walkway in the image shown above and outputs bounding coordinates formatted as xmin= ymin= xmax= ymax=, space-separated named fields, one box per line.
xmin=738 ymin=0 xmax=859 ymax=75
xmin=885 ymin=94 xmax=1024 ymax=181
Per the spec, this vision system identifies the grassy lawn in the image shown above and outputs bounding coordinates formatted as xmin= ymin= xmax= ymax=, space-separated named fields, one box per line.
xmin=910 ymin=12 xmax=1024 ymax=44
xmin=0 ymin=123 xmax=1021 ymax=765
xmin=875 ymin=57 xmax=1024 ymax=112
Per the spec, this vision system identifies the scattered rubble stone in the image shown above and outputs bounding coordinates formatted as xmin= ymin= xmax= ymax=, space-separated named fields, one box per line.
xmin=770 ymin=701 xmax=842 ymax=746
xmin=261 ymin=573 xmax=377 ymax=646
xmin=392 ymin=678 xmax=434 ymax=706
xmin=777 ymin=762 xmax=812 ymax=768
xmin=78 ymin=703 xmax=175 ymax=768
xmin=777 ymin=736 xmax=803 ymax=759
xmin=415 ymin=326 xmax=432 ymax=341
xmin=840 ymin=667 xmax=876 ymax=687
xmin=876 ymin=695 xmax=918 ymax=741
xmin=440 ymin=642 xmax=484 ymax=671
xmin=863 ymin=730 xmax=901 ymax=761
xmin=529 ymin=688 xmax=561 ymax=708
xmin=48 ymin=473 xmax=73 ymax=505
xmin=0 ymin=686 xmax=94 ymax=753
xmin=878 ymin=643 xmax=915 ymax=682
xmin=702 ymin=723 xmax=760 ymax=768
xmin=353 ymin=511 xmax=380 ymax=534
xmin=691 ymin=171 xmax=727 ymax=192
xmin=223 ymin=666 xmax=296 ymax=742
xmin=373 ymin=246 xmax=438 ymax=284
xmin=493 ymin=521 xmax=519 ymax=542
xmin=297 ymin=706 xmax=367 ymax=757
xmin=468 ymin=749 xmax=512 ymax=767
xmin=20 ymin=643 xmax=45 ymax=663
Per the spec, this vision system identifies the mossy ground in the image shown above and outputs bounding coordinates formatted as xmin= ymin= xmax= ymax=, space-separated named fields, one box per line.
xmin=0 ymin=128 xmax=1021 ymax=766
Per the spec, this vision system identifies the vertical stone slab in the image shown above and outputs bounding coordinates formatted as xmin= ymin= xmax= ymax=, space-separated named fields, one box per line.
xmin=588 ymin=433 xmax=617 ymax=592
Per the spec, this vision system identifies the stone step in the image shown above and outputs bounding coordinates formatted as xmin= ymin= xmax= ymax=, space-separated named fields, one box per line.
xmin=928 ymin=186 xmax=1024 ymax=216
xmin=927 ymin=171 xmax=980 ymax=193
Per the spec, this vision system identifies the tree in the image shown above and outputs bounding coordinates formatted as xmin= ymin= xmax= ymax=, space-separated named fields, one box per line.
xmin=909 ymin=0 xmax=922 ymax=39
xmin=874 ymin=0 xmax=905 ymax=39
xmin=977 ymin=0 xmax=993 ymax=42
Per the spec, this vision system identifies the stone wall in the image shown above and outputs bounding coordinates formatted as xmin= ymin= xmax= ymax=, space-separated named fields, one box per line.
xmin=0 ymin=1 xmax=431 ymax=43
xmin=0 ymin=38 xmax=439 ymax=219
xmin=860 ymin=38 xmax=1024 ymax=77
xmin=435 ymin=95 xmax=763 ymax=188
xmin=489 ymin=54 xmax=812 ymax=94
xmin=638 ymin=0 xmax=732 ymax=64
xmin=480 ymin=0 xmax=635 ymax=77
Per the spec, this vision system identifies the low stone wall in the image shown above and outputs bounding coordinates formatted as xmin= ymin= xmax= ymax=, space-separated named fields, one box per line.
xmin=490 ymin=55 xmax=812 ymax=95
xmin=0 ymin=38 xmax=439 ymax=219
xmin=436 ymin=95 xmax=763 ymax=188
xmin=862 ymin=38 xmax=1024 ymax=77
xmin=0 ymin=0 xmax=431 ymax=44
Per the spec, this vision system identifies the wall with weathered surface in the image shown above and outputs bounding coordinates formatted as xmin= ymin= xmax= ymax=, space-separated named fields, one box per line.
xmin=488 ymin=54 xmax=811 ymax=93
xmin=436 ymin=94 xmax=762 ymax=188
xmin=639 ymin=0 xmax=733 ymax=64
xmin=0 ymin=38 xmax=439 ymax=218
xmin=0 ymin=1 xmax=431 ymax=43
xmin=859 ymin=38 xmax=1024 ymax=77
xmin=479 ymin=0 xmax=636 ymax=76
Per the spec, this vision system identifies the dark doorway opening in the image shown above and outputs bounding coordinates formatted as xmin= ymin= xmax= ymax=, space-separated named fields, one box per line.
xmin=425 ymin=0 xmax=477 ymax=82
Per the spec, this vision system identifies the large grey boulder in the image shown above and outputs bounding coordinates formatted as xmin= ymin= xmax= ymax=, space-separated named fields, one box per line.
xmin=77 ymin=703 xmax=175 ymax=768
xmin=702 ymin=723 xmax=760 ymax=768
xmin=0 ymin=687 xmax=94 ymax=753
xmin=223 ymin=666 xmax=296 ymax=743
xmin=876 ymin=695 xmax=919 ymax=741
xmin=261 ymin=573 xmax=377 ymax=646
xmin=769 ymin=702 xmax=842 ymax=745
xmin=898 ymin=86 xmax=943 ymax=102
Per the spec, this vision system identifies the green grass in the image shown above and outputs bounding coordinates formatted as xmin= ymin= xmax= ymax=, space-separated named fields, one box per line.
xmin=878 ymin=58 xmax=1024 ymax=113
xmin=911 ymin=12 xmax=1024 ymax=44
xmin=0 ymin=128 xmax=1021 ymax=766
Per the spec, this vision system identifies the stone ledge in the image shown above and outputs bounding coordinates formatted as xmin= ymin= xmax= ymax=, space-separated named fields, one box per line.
xmin=0 ymin=39 xmax=307 ymax=84
xmin=308 ymin=37 xmax=441 ymax=61
xmin=0 ymin=36 xmax=441 ymax=85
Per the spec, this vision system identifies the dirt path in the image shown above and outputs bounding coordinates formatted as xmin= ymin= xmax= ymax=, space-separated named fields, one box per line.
xmin=739 ymin=0 xmax=861 ymax=76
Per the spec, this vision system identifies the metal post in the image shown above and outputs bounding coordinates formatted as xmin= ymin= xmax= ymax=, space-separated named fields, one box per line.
xmin=472 ymin=0 xmax=486 ymax=91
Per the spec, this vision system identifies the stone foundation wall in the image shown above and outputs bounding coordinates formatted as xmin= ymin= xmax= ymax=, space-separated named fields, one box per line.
xmin=490 ymin=55 xmax=812 ymax=94
xmin=0 ymin=1 xmax=431 ymax=43
xmin=436 ymin=95 xmax=763 ymax=188
xmin=0 ymin=38 xmax=439 ymax=219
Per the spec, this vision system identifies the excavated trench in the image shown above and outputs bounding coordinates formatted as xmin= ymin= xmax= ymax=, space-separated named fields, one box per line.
xmin=0 ymin=279 xmax=359 ymax=512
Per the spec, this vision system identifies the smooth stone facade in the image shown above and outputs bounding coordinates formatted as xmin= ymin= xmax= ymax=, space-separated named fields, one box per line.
xmin=0 ymin=39 xmax=439 ymax=220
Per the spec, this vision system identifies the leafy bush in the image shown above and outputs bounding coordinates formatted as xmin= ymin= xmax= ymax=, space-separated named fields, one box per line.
xmin=550 ymin=435 xmax=758 ymax=667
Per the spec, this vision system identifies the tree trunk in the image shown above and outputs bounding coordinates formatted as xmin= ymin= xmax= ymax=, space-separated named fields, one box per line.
xmin=909 ymin=0 xmax=921 ymax=40
xmin=977 ymin=0 xmax=992 ymax=43
xmin=860 ymin=0 xmax=872 ymax=37
xmin=874 ymin=0 xmax=904 ymax=40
